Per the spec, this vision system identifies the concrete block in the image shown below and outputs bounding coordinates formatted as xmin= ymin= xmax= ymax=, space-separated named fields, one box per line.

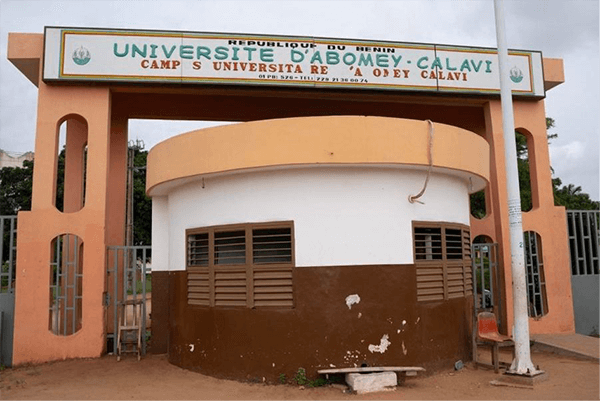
xmin=345 ymin=372 xmax=397 ymax=394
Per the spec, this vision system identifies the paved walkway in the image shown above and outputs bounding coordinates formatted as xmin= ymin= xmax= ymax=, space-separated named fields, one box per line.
xmin=531 ymin=333 xmax=599 ymax=362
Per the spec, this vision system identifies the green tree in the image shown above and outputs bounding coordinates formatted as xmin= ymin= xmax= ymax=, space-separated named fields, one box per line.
xmin=553 ymin=179 xmax=599 ymax=210
xmin=131 ymin=147 xmax=152 ymax=245
xmin=0 ymin=159 xmax=34 ymax=215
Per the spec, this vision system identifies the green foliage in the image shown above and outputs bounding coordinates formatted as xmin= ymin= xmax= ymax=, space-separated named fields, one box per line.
xmin=474 ymin=264 xmax=491 ymax=290
xmin=55 ymin=148 xmax=66 ymax=212
xmin=291 ymin=367 xmax=328 ymax=387
xmin=553 ymin=178 xmax=600 ymax=210
xmin=1 ymin=261 xmax=10 ymax=288
xmin=131 ymin=147 xmax=152 ymax=245
xmin=278 ymin=373 xmax=286 ymax=384
xmin=127 ymin=274 xmax=152 ymax=295
xmin=470 ymin=190 xmax=486 ymax=219
xmin=516 ymin=145 xmax=532 ymax=212
xmin=308 ymin=377 xmax=328 ymax=387
xmin=293 ymin=367 xmax=308 ymax=385
xmin=0 ymin=159 xmax=34 ymax=215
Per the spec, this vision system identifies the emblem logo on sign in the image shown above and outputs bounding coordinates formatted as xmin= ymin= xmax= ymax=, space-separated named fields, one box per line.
xmin=72 ymin=46 xmax=91 ymax=66
xmin=509 ymin=66 xmax=523 ymax=83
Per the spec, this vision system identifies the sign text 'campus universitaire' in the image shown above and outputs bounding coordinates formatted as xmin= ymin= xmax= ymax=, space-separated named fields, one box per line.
xmin=43 ymin=27 xmax=545 ymax=97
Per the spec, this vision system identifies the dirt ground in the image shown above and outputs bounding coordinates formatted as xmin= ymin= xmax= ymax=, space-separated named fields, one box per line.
xmin=0 ymin=348 xmax=598 ymax=400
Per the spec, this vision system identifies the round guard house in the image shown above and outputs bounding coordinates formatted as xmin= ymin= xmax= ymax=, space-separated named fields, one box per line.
xmin=147 ymin=115 xmax=490 ymax=381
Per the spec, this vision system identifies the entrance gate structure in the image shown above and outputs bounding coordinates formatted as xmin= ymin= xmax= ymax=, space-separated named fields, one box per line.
xmin=6 ymin=28 xmax=574 ymax=365
xmin=0 ymin=216 xmax=17 ymax=366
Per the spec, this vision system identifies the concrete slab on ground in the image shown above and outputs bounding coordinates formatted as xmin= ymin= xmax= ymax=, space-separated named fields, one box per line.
xmin=346 ymin=372 xmax=397 ymax=394
xmin=531 ymin=333 xmax=599 ymax=362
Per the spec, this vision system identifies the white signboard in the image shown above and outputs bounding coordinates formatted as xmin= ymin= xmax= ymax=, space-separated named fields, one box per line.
xmin=43 ymin=27 xmax=545 ymax=97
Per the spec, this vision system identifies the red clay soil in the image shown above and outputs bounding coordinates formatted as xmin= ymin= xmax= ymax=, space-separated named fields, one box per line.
xmin=1 ymin=348 xmax=598 ymax=400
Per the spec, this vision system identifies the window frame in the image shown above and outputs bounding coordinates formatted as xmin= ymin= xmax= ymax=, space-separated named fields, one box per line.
xmin=412 ymin=221 xmax=472 ymax=302
xmin=186 ymin=221 xmax=295 ymax=309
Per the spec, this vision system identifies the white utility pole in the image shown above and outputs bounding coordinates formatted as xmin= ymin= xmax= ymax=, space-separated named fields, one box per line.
xmin=493 ymin=0 xmax=540 ymax=375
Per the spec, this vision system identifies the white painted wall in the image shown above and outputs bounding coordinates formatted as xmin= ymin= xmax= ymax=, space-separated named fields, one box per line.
xmin=151 ymin=196 xmax=169 ymax=271
xmin=152 ymin=166 xmax=470 ymax=271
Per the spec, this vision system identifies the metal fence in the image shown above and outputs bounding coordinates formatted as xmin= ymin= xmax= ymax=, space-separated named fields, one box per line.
xmin=106 ymin=246 xmax=151 ymax=356
xmin=567 ymin=210 xmax=599 ymax=336
xmin=1 ymin=215 xmax=17 ymax=366
xmin=1 ymin=216 xmax=17 ymax=294
xmin=567 ymin=210 xmax=599 ymax=276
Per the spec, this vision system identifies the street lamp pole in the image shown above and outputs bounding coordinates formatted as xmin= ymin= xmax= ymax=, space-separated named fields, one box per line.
xmin=493 ymin=0 xmax=540 ymax=375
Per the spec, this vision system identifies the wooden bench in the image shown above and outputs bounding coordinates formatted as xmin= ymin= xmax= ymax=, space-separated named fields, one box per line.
xmin=317 ymin=366 xmax=426 ymax=385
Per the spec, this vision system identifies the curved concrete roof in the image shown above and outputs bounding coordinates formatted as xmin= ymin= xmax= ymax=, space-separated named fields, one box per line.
xmin=147 ymin=115 xmax=489 ymax=196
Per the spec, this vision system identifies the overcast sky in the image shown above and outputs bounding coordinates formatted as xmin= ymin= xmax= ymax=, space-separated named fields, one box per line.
xmin=0 ymin=0 xmax=598 ymax=200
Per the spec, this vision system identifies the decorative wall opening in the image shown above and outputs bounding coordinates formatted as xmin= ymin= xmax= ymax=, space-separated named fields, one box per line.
xmin=470 ymin=189 xmax=487 ymax=219
xmin=515 ymin=130 xmax=533 ymax=212
xmin=49 ymin=234 xmax=83 ymax=335
xmin=413 ymin=222 xmax=472 ymax=302
xmin=523 ymin=231 xmax=548 ymax=317
xmin=186 ymin=221 xmax=294 ymax=308
xmin=473 ymin=235 xmax=494 ymax=244
xmin=55 ymin=115 xmax=88 ymax=213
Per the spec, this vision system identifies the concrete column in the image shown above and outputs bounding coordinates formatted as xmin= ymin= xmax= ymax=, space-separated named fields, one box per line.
xmin=13 ymin=82 xmax=113 ymax=364
xmin=483 ymin=100 xmax=514 ymax=333
xmin=514 ymin=100 xmax=575 ymax=334
xmin=103 ymin=113 xmax=129 ymax=340
xmin=481 ymin=99 xmax=575 ymax=336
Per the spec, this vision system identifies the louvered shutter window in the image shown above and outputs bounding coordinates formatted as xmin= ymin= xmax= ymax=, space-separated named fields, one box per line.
xmin=186 ymin=222 xmax=294 ymax=309
xmin=414 ymin=222 xmax=472 ymax=302
xmin=415 ymin=227 xmax=442 ymax=260
xmin=214 ymin=230 xmax=246 ymax=265
xmin=253 ymin=227 xmax=292 ymax=264
xmin=188 ymin=233 xmax=209 ymax=266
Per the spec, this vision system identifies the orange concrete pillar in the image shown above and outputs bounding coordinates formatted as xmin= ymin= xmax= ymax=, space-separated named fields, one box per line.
xmin=514 ymin=100 xmax=574 ymax=334
xmin=479 ymin=99 xmax=575 ymax=336
xmin=103 ymin=113 xmax=129 ymax=339
xmin=106 ymin=114 xmax=128 ymax=248
xmin=481 ymin=100 xmax=514 ymax=332
xmin=13 ymin=81 xmax=113 ymax=364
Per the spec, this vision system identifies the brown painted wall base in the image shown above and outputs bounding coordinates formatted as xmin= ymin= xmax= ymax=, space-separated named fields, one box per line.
xmin=150 ymin=271 xmax=170 ymax=354
xmin=152 ymin=265 xmax=473 ymax=382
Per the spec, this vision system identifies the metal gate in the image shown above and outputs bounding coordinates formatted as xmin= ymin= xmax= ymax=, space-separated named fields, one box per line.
xmin=567 ymin=210 xmax=599 ymax=336
xmin=471 ymin=242 xmax=502 ymax=366
xmin=1 ymin=216 xmax=17 ymax=367
xmin=472 ymin=243 xmax=501 ymax=320
xmin=106 ymin=246 xmax=151 ymax=356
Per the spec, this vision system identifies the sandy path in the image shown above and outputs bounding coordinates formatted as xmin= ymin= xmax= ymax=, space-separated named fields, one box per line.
xmin=1 ymin=348 xmax=598 ymax=400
